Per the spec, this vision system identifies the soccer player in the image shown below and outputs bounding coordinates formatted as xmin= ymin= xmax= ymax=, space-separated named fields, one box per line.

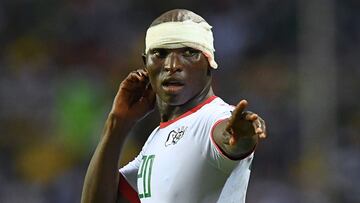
xmin=81 ymin=9 xmax=266 ymax=203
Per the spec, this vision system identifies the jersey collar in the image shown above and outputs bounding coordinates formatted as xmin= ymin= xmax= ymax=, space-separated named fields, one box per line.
xmin=159 ymin=95 xmax=218 ymax=129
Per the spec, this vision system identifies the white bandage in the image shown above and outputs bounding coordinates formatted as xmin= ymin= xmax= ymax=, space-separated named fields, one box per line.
xmin=145 ymin=20 xmax=218 ymax=69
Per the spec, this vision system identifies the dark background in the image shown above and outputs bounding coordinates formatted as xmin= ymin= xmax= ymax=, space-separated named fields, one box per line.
xmin=0 ymin=0 xmax=359 ymax=202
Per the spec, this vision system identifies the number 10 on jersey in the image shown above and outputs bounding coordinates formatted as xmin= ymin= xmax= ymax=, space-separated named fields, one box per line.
xmin=138 ymin=155 xmax=155 ymax=198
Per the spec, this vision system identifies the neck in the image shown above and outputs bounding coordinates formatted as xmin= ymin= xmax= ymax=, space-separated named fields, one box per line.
xmin=157 ymin=84 xmax=214 ymax=123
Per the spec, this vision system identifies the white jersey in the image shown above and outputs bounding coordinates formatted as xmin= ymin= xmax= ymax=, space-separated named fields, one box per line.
xmin=120 ymin=96 xmax=254 ymax=203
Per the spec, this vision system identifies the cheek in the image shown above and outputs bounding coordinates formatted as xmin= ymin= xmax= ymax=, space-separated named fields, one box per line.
xmin=146 ymin=54 xmax=164 ymax=67
xmin=146 ymin=57 xmax=163 ymax=75
xmin=146 ymin=69 xmax=161 ymax=93
xmin=187 ymin=68 xmax=210 ymax=88
xmin=147 ymin=72 xmax=158 ymax=90
xmin=146 ymin=57 xmax=161 ymax=77
xmin=189 ymin=57 xmax=210 ymax=76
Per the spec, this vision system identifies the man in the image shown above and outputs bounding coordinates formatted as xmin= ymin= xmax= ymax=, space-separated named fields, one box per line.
xmin=81 ymin=9 xmax=266 ymax=203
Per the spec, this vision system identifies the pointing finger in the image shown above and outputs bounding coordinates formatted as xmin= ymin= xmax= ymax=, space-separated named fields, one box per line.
xmin=228 ymin=100 xmax=248 ymax=125
xmin=235 ymin=100 xmax=248 ymax=115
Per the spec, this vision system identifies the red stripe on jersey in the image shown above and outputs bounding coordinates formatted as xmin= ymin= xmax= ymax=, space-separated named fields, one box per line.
xmin=160 ymin=95 xmax=218 ymax=128
xmin=119 ymin=174 xmax=140 ymax=203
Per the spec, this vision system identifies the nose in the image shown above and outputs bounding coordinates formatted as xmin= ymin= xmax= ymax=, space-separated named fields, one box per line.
xmin=164 ymin=52 xmax=182 ymax=73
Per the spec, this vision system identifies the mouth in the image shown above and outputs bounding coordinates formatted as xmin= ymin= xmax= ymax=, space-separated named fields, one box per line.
xmin=161 ymin=78 xmax=185 ymax=93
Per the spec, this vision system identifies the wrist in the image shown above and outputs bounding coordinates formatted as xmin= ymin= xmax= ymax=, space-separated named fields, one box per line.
xmin=108 ymin=112 xmax=137 ymax=126
xmin=104 ymin=113 xmax=136 ymax=138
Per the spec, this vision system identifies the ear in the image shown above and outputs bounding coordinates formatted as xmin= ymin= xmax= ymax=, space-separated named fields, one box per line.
xmin=142 ymin=53 xmax=147 ymax=66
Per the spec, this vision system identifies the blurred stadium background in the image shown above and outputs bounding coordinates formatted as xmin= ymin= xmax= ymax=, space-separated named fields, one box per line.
xmin=0 ymin=0 xmax=359 ymax=202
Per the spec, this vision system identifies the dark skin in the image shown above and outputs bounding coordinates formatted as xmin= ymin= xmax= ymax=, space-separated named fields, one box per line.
xmin=145 ymin=47 xmax=213 ymax=121
xmin=81 ymin=9 xmax=266 ymax=203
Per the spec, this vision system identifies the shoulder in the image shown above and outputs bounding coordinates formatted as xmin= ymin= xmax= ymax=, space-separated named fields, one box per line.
xmin=198 ymin=97 xmax=234 ymax=118
xmin=205 ymin=97 xmax=233 ymax=109
xmin=185 ymin=96 xmax=234 ymax=133
xmin=141 ymin=126 xmax=160 ymax=150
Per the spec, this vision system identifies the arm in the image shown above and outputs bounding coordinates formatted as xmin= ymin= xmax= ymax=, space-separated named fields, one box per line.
xmin=81 ymin=69 xmax=155 ymax=203
xmin=212 ymin=100 xmax=266 ymax=159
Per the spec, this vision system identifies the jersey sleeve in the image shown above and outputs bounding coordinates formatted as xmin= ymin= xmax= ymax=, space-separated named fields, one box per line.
xmin=119 ymin=127 xmax=159 ymax=191
xmin=197 ymin=100 xmax=254 ymax=175
xmin=119 ymin=151 xmax=142 ymax=191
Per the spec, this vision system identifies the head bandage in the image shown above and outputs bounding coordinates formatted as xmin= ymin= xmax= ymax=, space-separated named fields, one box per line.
xmin=145 ymin=20 xmax=218 ymax=69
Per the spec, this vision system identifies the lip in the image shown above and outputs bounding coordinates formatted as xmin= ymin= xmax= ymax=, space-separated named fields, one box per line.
xmin=162 ymin=84 xmax=184 ymax=94
xmin=161 ymin=77 xmax=185 ymax=94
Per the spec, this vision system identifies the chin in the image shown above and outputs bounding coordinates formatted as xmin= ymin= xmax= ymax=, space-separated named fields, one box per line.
xmin=160 ymin=94 xmax=189 ymax=106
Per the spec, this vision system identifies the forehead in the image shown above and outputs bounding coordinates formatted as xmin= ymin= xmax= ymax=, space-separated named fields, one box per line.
xmin=149 ymin=47 xmax=198 ymax=52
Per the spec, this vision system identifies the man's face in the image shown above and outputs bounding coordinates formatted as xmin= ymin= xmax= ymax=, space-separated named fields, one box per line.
xmin=145 ymin=47 xmax=211 ymax=106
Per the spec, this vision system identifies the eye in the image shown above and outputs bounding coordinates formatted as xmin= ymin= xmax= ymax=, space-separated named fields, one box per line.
xmin=150 ymin=48 xmax=167 ymax=58
xmin=183 ymin=48 xmax=200 ymax=57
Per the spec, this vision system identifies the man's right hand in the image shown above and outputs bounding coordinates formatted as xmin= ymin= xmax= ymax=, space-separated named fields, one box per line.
xmin=110 ymin=68 xmax=156 ymax=121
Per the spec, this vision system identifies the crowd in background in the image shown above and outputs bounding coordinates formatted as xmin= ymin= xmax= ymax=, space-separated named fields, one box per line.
xmin=0 ymin=0 xmax=359 ymax=202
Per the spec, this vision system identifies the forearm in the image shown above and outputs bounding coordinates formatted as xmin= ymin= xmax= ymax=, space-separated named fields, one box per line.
xmin=81 ymin=113 xmax=135 ymax=203
xmin=213 ymin=119 xmax=258 ymax=159
xmin=222 ymin=132 xmax=257 ymax=159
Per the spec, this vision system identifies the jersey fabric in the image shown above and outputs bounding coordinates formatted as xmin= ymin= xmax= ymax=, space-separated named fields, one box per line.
xmin=120 ymin=96 xmax=254 ymax=203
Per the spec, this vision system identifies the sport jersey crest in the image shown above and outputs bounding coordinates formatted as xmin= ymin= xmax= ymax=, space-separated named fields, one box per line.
xmin=165 ymin=126 xmax=188 ymax=147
